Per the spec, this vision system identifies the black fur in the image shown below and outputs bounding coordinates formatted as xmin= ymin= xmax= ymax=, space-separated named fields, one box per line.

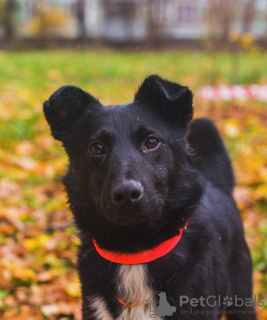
xmin=44 ymin=75 xmax=256 ymax=319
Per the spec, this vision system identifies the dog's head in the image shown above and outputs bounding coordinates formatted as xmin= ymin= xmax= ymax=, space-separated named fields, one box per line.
xmin=44 ymin=75 xmax=203 ymax=251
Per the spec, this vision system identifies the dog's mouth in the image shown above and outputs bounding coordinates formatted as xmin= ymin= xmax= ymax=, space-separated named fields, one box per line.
xmin=103 ymin=211 xmax=152 ymax=226
xmin=100 ymin=198 xmax=161 ymax=226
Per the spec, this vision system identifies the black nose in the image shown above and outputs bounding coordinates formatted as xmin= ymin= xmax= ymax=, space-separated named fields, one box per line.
xmin=111 ymin=180 xmax=143 ymax=206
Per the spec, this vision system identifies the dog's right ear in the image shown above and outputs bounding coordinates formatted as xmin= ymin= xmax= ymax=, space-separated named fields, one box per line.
xmin=135 ymin=75 xmax=193 ymax=126
xmin=43 ymin=86 xmax=101 ymax=141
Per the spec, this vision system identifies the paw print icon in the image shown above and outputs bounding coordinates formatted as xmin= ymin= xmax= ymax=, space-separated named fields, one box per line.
xmin=222 ymin=296 xmax=233 ymax=307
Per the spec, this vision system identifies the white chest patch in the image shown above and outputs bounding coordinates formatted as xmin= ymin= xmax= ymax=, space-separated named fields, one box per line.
xmin=115 ymin=264 xmax=163 ymax=320
xmin=88 ymin=264 xmax=163 ymax=320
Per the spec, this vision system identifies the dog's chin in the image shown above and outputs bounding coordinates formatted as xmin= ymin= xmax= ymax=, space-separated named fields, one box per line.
xmin=104 ymin=211 xmax=152 ymax=226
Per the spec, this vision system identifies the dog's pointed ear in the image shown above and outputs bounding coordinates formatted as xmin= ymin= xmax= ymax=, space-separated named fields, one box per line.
xmin=43 ymin=86 xmax=101 ymax=141
xmin=134 ymin=75 xmax=193 ymax=126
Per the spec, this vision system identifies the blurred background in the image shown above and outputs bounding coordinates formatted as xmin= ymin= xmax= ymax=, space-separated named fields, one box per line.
xmin=0 ymin=0 xmax=266 ymax=319
xmin=0 ymin=0 xmax=267 ymax=49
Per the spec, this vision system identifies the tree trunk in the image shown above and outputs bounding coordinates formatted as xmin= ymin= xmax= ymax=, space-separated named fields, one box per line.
xmin=242 ymin=0 xmax=255 ymax=33
xmin=76 ymin=0 xmax=86 ymax=40
xmin=146 ymin=0 xmax=164 ymax=45
xmin=207 ymin=0 xmax=236 ymax=44
xmin=220 ymin=0 xmax=232 ymax=41
xmin=3 ymin=0 xmax=17 ymax=41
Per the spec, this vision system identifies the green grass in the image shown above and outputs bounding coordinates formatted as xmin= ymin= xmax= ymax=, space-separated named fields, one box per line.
xmin=1 ymin=50 xmax=266 ymax=97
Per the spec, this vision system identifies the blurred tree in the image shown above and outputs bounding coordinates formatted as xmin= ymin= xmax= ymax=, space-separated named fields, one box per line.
xmin=1 ymin=0 xmax=17 ymax=42
xmin=242 ymin=0 xmax=256 ymax=33
xmin=76 ymin=0 xmax=86 ymax=40
xmin=208 ymin=0 xmax=237 ymax=42
xmin=102 ymin=1 xmax=136 ymax=41
xmin=27 ymin=1 xmax=70 ymax=43
xmin=120 ymin=2 xmax=135 ymax=40
xmin=146 ymin=0 xmax=164 ymax=45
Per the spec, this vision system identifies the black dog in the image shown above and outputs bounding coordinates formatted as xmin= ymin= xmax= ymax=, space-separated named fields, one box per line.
xmin=43 ymin=75 xmax=256 ymax=320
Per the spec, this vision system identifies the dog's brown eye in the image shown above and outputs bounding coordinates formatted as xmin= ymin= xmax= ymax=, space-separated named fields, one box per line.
xmin=144 ymin=137 xmax=160 ymax=150
xmin=90 ymin=143 xmax=105 ymax=155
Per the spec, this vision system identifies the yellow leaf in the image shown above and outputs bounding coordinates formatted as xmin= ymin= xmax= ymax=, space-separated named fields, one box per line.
xmin=14 ymin=268 xmax=36 ymax=281
xmin=66 ymin=275 xmax=81 ymax=298
xmin=224 ymin=119 xmax=240 ymax=138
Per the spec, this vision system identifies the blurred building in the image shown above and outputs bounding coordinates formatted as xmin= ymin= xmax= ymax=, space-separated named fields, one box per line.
xmin=0 ymin=0 xmax=267 ymax=42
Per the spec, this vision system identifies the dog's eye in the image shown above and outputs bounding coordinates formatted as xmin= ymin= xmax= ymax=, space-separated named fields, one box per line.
xmin=144 ymin=137 xmax=160 ymax=150
xmin=90 ymin=143 xmax=106 ymax=155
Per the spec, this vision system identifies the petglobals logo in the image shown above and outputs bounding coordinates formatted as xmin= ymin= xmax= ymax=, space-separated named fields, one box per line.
xmin=179 ymin=295 xmax=265 ymax=308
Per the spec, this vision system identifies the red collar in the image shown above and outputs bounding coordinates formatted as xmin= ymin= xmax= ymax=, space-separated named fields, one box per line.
xmin=93 ymin=222 xmax=188 ymax=264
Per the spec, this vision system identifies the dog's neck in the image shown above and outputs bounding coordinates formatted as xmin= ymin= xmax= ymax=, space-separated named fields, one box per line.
xmin=92 ymin=222 xmax=188 ymax=264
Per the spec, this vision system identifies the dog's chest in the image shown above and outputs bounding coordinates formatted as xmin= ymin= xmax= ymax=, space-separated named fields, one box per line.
xmin=89 ymin=264 xmax=163 ymax=320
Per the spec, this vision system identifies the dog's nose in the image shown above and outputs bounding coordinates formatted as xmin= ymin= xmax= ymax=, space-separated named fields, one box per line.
xmin=111 ymin=180 xmax=143 ymax=206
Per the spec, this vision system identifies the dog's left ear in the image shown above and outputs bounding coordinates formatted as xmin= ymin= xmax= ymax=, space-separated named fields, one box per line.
xmin=43 ymin=85 xmax=101 ymax=141
xmin=135 ymin=75 xmax=193 ymax=126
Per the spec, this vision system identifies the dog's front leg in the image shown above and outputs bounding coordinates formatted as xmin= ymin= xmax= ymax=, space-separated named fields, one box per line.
xmin=82 ymin=295 xmax=115 ymax=320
